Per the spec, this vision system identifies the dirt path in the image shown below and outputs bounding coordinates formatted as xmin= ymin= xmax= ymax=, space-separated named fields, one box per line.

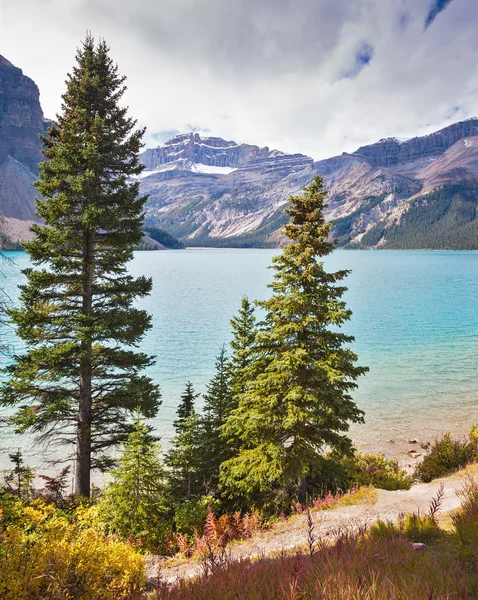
xmin=148 ymin=467 xmax=476 ymax=584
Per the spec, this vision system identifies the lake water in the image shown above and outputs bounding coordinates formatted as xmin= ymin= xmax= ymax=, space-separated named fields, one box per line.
xmin=1 ymin=249 xmax=478 ymax=471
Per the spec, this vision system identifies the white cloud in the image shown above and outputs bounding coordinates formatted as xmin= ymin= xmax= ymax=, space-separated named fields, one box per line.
xmin=0 ymin=0 xmax=476 ymax=159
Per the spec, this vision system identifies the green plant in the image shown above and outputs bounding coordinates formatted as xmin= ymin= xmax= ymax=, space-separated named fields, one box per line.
xmin=0 ymin=34 xmax=160 ymax=497
xmin=172 ymin=495 xmax=218 ymax=539
xmin=451 ymin=479 xmax=478 ymax=562
xmin=415 ymin=433 xmax=478 ymax=482
xmin=97 ymin=416 xmax=170 ymax=552
xmin=346 ymin=452 xmax=413 ymax=490
xmin=3 ymin=450 xmax=35 ymax=499
xmin=220 ymin=177 xmax=368 ymax=512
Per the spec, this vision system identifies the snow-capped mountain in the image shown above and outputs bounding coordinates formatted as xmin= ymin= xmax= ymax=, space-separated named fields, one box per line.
xmin=139 ymin=120 xmax=478 ymax=249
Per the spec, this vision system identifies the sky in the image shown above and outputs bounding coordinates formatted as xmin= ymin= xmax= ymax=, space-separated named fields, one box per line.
xmin=0 ymin=0 xmax=477 ymax=159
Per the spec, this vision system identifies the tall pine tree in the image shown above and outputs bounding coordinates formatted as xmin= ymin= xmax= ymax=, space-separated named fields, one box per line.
xmin=228 ymin=296 xmax=258 ymax=398
xmin=166 ymin=382 xmax=201 ymax=500
xmin=0 ymin=36 xmax=160 ymax=497
xmin=199 ymin=347 xmax=234 ymax=495
xmin=98 ymin=414 xmax=169 ymax=551
xmin=221 ymin=177 xmax=368 ymax=510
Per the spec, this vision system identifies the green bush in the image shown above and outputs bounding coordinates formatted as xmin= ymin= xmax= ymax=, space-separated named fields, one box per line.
xmin=347 ymin=453 xmax=413 ymax=491
xmin=415 ymin=433 xmax=478 ymax=483
xmin=173 ymin=495 xmax=219 ymax=537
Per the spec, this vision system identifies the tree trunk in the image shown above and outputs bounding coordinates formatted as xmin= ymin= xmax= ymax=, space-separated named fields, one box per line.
xmin=75 ymin=231 xmax=95 ymax=497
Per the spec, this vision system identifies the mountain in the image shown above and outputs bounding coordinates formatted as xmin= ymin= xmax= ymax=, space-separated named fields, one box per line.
xmin=140 ymin=121 xmax=478 ymax=249
xmin=139 ymin=133 xmax=313 ymax=246
xmin=0 ymin=54 xmax=49 ymax=244
xmin=1 ymin=52 xmax=478 ymax=250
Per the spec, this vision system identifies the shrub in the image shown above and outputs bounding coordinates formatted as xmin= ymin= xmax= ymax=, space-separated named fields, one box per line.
xmin=415 ymin=433 xmax=478 ymax=482
xmin=0 ymin=500 xmax=145 ymax=600
xmin=292 ymin=486 xmax=377 ymax=514
xmin=172 ymin=495 xmax=219 ymax=539
xmin=346 ymin=452 xmax=413 ymax=490
xmin=171 ymin=504 xmax=262 ymax=557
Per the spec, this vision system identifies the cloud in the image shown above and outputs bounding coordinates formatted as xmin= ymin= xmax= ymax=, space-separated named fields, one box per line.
xmin=0 ymin=0 xmax=476 ymax=159
xmin=424 ymin=0 xmax=455 ymax=29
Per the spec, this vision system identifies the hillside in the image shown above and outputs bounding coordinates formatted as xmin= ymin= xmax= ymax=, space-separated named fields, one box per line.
xmin=154 ymin=466 xmax=477 ymax=585
xmin=140 ymin=121 xmax=478 ymax=249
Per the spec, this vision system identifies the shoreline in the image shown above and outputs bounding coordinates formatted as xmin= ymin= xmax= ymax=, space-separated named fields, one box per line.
xmin=0 ymin=415 xmax=475 ymax=478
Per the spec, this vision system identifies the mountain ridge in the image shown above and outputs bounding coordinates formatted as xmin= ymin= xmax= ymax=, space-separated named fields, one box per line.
xmin=1 ymin=52 xmax=478 ymax=249
xmin=139 ymin=121 xmax=478 ymax=249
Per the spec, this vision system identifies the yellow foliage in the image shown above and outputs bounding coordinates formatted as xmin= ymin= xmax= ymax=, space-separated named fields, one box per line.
xmin=0 ymin=500 xmax=145 ymax=600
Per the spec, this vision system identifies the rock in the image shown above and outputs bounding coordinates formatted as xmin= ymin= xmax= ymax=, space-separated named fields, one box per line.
xmin=386 ymin=439 xmax=395 ymax=444
xmin=407 ymin=450 xmax=419 ymax=458
xmin=411 ymin=543 xmax=426 ymax=551
xmin=408 ymin=439 xmax=418 ymax=444
xmin=0 ymin=54 xmax=45 ymax=174
xmin=353 ymin=119 xmax=478 ymax=168
xmin=0 ymin=53 xmax=46 ymax=238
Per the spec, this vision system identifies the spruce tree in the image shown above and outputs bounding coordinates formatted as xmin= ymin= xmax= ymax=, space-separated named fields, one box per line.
xmin=166 ymin=382 xmax=201 ymax=500
xmin=0 ymin=36 xmax=160 ymax=497
xmin=199 ymin=347 xmax=234 ymax=495
xmin=220 ymin=176 xmax=368 ymax=510
xmin=98 ymin=416 xmax=169 ymax=550
xmin=174 ymin=381 xmax=199 ymax=432
xmin=228 ymin=296 xmax=258 ymax=398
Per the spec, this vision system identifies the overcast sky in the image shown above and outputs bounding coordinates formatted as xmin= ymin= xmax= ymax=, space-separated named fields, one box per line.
xmin=1 ymin=0 xmax=477 ymax=159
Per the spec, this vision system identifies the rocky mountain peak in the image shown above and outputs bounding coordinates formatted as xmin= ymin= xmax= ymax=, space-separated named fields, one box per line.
xmin=353 ymin=118 xmax=478 ymax=168
xmin=140 ymin=133 xmax=304 ymax=171
xmin=0 ymin=53 xmax=45 ymax=174
xmin=164 ymin=133 xmax=238 ymax=149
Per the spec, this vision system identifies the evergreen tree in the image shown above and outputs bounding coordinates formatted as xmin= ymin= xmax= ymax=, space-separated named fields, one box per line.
xmin=0 ymin=36 xmax=160 ymax=497
xmin=174 ymin=381 xmax=199 ymax=432
xmin=228 ymin=296 xmax=258 ymax=398
xmin=98 ymin=416 xmax=169 ymax=550
xmin=166 ymin=382 xmax=202 ymax=500
xmin=0 ymin=251 xmax=11 ymax=355
xmin=199 ymin=347 xmax=234 ymax=495
xmin=3 ymin=450 xmax=35 ymax=498
xmin=220 ymin=177 xmax=368 ymax=510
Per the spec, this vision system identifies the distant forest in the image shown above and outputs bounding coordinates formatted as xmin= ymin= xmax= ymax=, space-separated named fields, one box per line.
xmin=353 ymin=185 xmax=478 ymax=250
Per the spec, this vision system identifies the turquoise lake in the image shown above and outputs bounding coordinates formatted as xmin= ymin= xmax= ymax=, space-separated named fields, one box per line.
xmin=1 ymin=249 xmax=477 ymax=469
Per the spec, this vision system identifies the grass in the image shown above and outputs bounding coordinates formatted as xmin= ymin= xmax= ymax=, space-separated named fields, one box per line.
xmin=292 ymin=485 xmax=377 ymax=515
xmin=149 ymin=481 xmax=478 ymax=600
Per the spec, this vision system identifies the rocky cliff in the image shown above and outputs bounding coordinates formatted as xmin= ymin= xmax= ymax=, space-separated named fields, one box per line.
xmin=0 ymin=54 xmax=46 ymax=240
xmin=141 ymin=133 xmax=279 ymax=170
xmin=353 ymin=119 xmax=478 ymax=168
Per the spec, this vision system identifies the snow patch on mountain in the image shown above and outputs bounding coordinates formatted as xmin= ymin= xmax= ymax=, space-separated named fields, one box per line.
xmin=191 ymin=163 xmax=237 ymax=175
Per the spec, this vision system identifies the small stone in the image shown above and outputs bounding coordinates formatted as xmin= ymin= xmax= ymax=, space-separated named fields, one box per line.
xmin=407 ymin=450 xmax=418 ymax=458
xmin=386 ymin=439 xmax=395 ymax=444
xmin=408 ymin=439 xmax=418 ymax=444
xmin=411 ymin=543 xmax=426 ymax=551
